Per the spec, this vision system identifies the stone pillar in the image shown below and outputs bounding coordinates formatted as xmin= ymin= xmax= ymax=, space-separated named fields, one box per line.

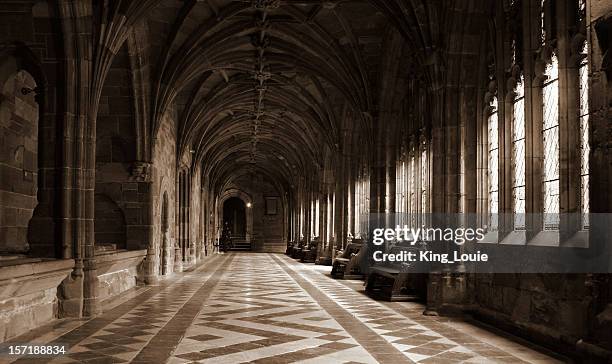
xmin=589 ymin=10 xmax=612 ymax=349
xmin=424 ymin=59 xmax=475 ymax=315
xmin=55 ymin=0 xmax=97 ymax=318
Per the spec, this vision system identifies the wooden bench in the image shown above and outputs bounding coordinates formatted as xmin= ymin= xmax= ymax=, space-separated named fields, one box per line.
xmin=286 ymin=241 xmax=295 ymax=256
xmin=291 ymin=240 xmax=305 ymax=259
xmin=330 ymin=240 xmax=365 ymax=279
xmin=365 ymin=244 xmax=426 ymax=301
xmin=300 ymin=238 xmax=319 ymax=263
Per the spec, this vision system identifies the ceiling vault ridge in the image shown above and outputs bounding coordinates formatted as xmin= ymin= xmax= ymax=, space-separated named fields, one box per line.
xmin=139 ymin=0 xmax=440 ymax=189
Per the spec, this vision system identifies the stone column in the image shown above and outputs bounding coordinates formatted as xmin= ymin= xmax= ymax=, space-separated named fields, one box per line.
xmin=424 ymin=57 xmax=474 ymax=315
xmin=55 ymin=0 xmax=99 ymax=318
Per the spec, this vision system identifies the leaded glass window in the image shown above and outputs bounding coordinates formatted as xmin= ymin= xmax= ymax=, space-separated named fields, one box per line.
xmin=540 ymin=0 xmax=546 ymax=44
xmin=347 ymin=190 xmax=352 ymax=237
xmin=488 ymin=97 xmax=499 ymax=231
xmin=315 ymin=198 xmax=320 ymax=236
xmin=331 ymin=193 xmax=335 ymax=239
xmin=327 ymin=194 xmax=332 ymax=241
xmin=420 ymin=148 xmax=428 ymax=227
xmin=354 ymin=178 xmax=369 ymax=237
xmin=542 ymin=54 xmax=560 ymax=230
xmin=310 ymin=200 xmax=314 ymax=237
xmin=579 ymin=42 xmax=590 ymax=229
xmin=409 ymin=155 xmax=416 ymax=227
xmin=300 ymin=204 xmax=304 ymax=238
xmin=513 ymin=76 xmax=526 ymax=230
xmin=397 ymin=160 xmax=408 ymax=226
xmin=354 ymin=181 xmax=360 ymax=237
xmin=459 ymin=139 xmax=465 ymax=215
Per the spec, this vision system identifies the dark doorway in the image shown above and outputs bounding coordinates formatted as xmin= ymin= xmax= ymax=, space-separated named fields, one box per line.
xmin=223 ymin=197 xmax=246 ymax=239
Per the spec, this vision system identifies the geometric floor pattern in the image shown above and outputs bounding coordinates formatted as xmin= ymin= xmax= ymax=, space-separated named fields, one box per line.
xmin=2 ymin=253 xmax=566 ymax=364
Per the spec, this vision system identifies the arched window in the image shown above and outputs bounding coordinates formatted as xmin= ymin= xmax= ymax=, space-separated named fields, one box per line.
xmin=316 ymin=198 xmax=320 ymax=236
xmin=354 ymin=180 xmax=360 ymax=237
xmin=409 ymin=153 xmax=416 ymax=227
xmin=396 ymin=154 xmax=407 ymax=226
xmin=542 ymin=53 xmax=560 ymax=230
xmin=354 ymin=174 xmax=369 ymax=238
xmin=578 ymin=1 xmax=590 ymax=230
xmin=512 ymin=75 xmax=526 ymax=230
xmin=327 ymin=194 xmax=333 ymax=241
xmin=420 ymin=141 xmax=429 ymax=228
xmin=310 ymin=200 xmax=314 ymax=238
xmin=299 ymin=203 xmax=304 ymax=239
xmin=331 ymin=193 xmax=336 ymax=239
xmin=488 ymin=97 xmax=499 ymax=231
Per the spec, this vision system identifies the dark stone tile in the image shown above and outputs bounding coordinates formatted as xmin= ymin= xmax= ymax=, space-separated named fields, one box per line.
xmin=188 ymin=334 xmax=221 ymax=342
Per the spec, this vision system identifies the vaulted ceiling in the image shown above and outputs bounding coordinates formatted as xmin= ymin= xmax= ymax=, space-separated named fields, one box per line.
xmin=122 ymin=0 xmax=483 ymax=195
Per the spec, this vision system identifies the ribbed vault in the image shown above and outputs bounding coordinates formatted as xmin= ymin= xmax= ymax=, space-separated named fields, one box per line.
xmin=106 ymin=0 xmax=488 ymax=203
xmin=143 ymin=0 xmax=397 ymax=196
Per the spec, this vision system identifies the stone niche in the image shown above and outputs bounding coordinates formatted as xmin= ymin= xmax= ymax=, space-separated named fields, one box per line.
xmin=0 ymin=68 xmax=38 ymax=254
xmin=95 ymin=247 xmax=147 ymax=303
xmin=0 ymin=257 xmax=74 ymax=341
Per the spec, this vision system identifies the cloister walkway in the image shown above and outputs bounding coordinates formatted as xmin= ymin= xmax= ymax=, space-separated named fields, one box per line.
xmin=4 ymin=254 xmax=565 ymax=364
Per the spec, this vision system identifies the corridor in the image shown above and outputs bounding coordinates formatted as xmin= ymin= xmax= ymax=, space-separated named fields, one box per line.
xmin=4 ymin=254 xmax=564 ymax=364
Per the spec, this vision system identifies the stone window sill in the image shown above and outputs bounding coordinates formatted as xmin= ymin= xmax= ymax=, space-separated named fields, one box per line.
xmin=562 ymin=230 xmax=589 ymax=248
xmin=500 ymin=230 xmax=527 ymax=245
xmin=528 ymin=230 xmax=560 ymax=247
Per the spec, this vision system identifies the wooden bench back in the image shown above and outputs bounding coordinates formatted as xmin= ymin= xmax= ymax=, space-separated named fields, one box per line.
xmin=352 ymin=238 xmax=364 ymax=246
xmin=339 ymin=242 xmax=363 ymax=258
xmin=307 ymin=238 xmax=319 ymax=249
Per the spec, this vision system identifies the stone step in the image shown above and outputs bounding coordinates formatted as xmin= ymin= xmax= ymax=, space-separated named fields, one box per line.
xmin=229 ymin=240 xmax=251 ymax=251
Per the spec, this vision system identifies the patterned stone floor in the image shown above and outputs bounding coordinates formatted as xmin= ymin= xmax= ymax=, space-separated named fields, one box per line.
xmin=1 ymin=253 xmax=566 ymax=364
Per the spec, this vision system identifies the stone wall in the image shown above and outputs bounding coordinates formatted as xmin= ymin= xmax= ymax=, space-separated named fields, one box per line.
xmin=97 ymin=268 xmax=138 ymax=302
xmin=0 ymin=68 xmax=38 ymax=254
xmin=151 ymin=108 xmax=177 ymax=276
xmin=471 ymin=274 xmax=592 ymax=339
xmin=0 ymin=286 xmax=56 ymax=341
xmin=95 ymin=43 xmax=153 ymax=253
xmin=0 ymin=259 xmax=73 ymax=342
xmin=95 ymin=250 xmax=146 ymax=303
xmin=466 ymin=4 xmax=612 ymax=356
xmin=0 ymin=2 xmax=69 ymax=259
xmin=93 ymin=195 xmax=126 ymax=249
xmin=190 ymin=164 xmax=204 ymax=260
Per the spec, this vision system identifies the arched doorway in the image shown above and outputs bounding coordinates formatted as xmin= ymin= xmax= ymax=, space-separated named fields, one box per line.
xmin=223 ymin=197 xmax=246 ymax=239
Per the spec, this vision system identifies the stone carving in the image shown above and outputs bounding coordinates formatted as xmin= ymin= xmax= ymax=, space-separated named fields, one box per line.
xmin=506 ymin=64 xmax=522 ymax=99
xmin=130 ymin=161 xmax=152 ymax=182
xmin=570 ymin=32 xmax=587 ymax=66
xmin=419 ymin=127 xmax=429 ymax=147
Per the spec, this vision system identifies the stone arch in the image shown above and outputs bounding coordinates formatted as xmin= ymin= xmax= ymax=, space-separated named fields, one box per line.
xmin=218 ymin=189 xmax=253 ymax=245
xmin=223 ymin=197 xmax=247 ymax=238
xmin=0 ymin=43 xmax=49 ymax=257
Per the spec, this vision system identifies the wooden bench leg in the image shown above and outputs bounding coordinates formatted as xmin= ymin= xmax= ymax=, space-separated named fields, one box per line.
xmin=389 ymin=274 xmax=408 ymax=299
xmin=331 ymin=262 xmax=346 ymax=278
xmin=365 ymin=273 xmax=377 ymax=291
xmin=387 ymin=273 xmax=420 ymax=301
xmin=343 ymin=257 xmax=364 ymax=280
